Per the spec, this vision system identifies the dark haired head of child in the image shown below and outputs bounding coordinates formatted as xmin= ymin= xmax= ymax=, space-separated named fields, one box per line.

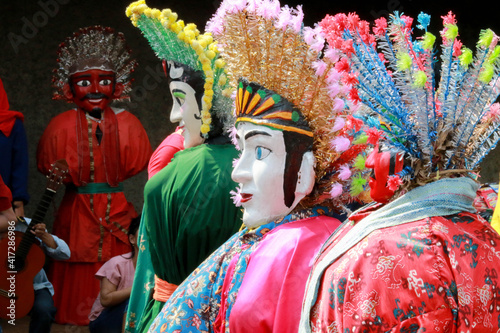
xmin=127 ymin=215 xmax=141 ymax=258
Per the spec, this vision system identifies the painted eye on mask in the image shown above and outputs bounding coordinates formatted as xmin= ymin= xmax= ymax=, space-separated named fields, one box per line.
xmin=76 ymin=80 xmax=91 ymax=87
xmin=255 ymin=146 xmax=271 ymax=160
xmin=173 ymin=91 xmax=186 ymax=106
xmin=99 ymin=79 xmax=112 ymax=86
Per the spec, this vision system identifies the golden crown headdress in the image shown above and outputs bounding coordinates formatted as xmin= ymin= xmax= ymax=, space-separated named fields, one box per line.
xmin=209 ymin=0 xmax=370 ymax=209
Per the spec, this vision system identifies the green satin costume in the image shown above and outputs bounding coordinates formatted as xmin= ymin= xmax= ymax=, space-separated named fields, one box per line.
xmin=125 ymin=143 xmax=242 ymax=332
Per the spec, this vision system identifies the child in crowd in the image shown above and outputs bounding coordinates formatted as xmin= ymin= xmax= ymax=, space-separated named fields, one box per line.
xmin=88 ymin=215 xmax=140 ymax=333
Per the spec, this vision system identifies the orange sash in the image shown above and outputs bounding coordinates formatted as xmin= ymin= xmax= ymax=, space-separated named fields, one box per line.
xmin=153 ymin=275 xmax=178 ymax=302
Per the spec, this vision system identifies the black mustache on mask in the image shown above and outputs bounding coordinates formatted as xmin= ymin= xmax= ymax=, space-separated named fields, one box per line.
xmin=81 ymin=93 xmax=109 ymax=101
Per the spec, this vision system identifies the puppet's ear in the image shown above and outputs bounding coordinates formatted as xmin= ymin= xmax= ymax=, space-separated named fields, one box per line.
xmin=295 ymin=151 xmax=316 ymax=200
xmin=113 ymin=82 xmax=124 ymax=98
xmin=63 ymin=83 xmax=73 ymax=100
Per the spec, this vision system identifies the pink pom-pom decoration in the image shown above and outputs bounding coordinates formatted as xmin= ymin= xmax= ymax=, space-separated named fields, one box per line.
xmin=310 ymin=37 xmax=325 ymax=53
xmin=329 ymin=182 xmax=343 ymax=198
xmin=290 ymin=5 xmax=303 ymax=33
xmin=303 ymin=26 xmax=316 ymax=45
xmin=312 ymin=60 xmax=327 ymax=76
xmin=332 ymin=97 xmax=345 ymax=112
xmin=338 ymin=165 xmax=351 ymax=180
xmin=226 ymin=0 xmax=247 ymax=13
xmin=257 ymin=0 xmax=281 ymax=19
xmin=324 ymin=47 xmax=340 ymax=62
xmin=230 ymin=186 xmax=243 ymax=207
xmin=332 ymin=117 xmax=345 ymax=132
xmin=228 ymin=126 xmax=239 ymax=149
xmin=246 ymin=0 xmax=258 ymax=13
xmin=326 ymin=69 xmax=341 ymax=84
xmin=275 ymin=5 xmax=292 ymax=30
xmin=328 ymin=82 xmax=341 ymax=98
xmin=400 ymin=15 xmax=413 ymax=30
xmin=330 ymin=136 xmax=350 ymax=152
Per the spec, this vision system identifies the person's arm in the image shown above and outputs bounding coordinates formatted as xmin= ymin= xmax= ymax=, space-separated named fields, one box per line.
xmin=99 ymin=277 xmax=132 ymax=308
xmin=32 ymin=222 xmax=71 ymax=260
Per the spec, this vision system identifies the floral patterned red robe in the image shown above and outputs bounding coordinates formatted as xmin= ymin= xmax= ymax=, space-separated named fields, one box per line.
xmin=303 ymin=203 xmax=500 ymax=332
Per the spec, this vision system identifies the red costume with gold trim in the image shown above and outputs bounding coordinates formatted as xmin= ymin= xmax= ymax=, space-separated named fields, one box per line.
xmin=36 ymin=26 xmax=152 ymax=325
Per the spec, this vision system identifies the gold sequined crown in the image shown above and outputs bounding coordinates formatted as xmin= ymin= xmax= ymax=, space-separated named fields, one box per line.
xmin=209 ymin=0 xmax=370 ymax=208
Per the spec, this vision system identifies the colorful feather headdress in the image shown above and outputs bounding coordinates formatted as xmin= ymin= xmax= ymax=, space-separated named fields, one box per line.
xmin=320 ymin=11 xmax=500 ymax=193
xmin=53 ymin=26 xmax=136 ymax=101
xmin=208 ymin=0 xmax=370 ymax=209
xmin=126 ymin=0 xmax=233 ymax=137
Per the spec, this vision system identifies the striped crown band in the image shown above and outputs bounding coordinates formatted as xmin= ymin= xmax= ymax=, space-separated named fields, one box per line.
xmin=234 ymin=80 xmax=313 ymax=137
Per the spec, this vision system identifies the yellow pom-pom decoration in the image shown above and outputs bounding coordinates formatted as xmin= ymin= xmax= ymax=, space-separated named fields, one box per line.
xmin=184 ymin=30 xmax=196 ymax=41
xmin=177 ymin=31 xmax=186 ymax=41
xmin=161 ymin=8 xmax=171 ymax=16
xmin=459 ymin=47 xmax=473 ymax=67
xmin=489 ymin=45 xmax=500 ymax=64
xmin=443 ymin=24 xmax=458 ymax=41
xmin=202 ymin=95 xmax=212 ymax=105
xmin=185 ymin=23 xmax=197 ymax=32
xmin=170 ymin=22 xmax=181 ymax=34
xmin=204 ymin=89 xmax=214 ymax=98
xmin=160 ymin=18 xmax=170 ymax=28
xmin=204 ymin=33 xmax=213 ymax=43
xmin=191 ymin=40 xmax=203 ymax=54
xmin=151 ymin=8 xmax=161 ymax=19
xmin=165 ymin=11 xmax=177 ymax=23
xmin=396 ymin=52 xmax=412 ymax=71
xmin=198 ymin=38 xmax=208 ymax=49
xmin=209 ymin=42 xmax=218 ymax=53
xmin=200 ymin=124 xmax=211 ymax=134
xmin=421 ymin=32 xmax=436 ymax=50
xmin=218 ymin=74 xmax=227 ymax=86
xmin=206 ymin=50 xmax=216 ymax=60
xmin=215 ymin=59 xmax=225 ymax=69
xmin=201 ymin=111 xmax=212 ymax=123
xmin=126 ymin=1 xmax=148 ymax=26
xmin=222 ymin=88 xmax=233 ymax=97
xmin=413 ymin=70 xmax=427 ymax=87
xmin=479 ymin=29 xmax=494 ymax=48
xmin=200 ymin=57 xmax=211 ymax=68
xmin=479 ymin=63 xmax=494 ymax=83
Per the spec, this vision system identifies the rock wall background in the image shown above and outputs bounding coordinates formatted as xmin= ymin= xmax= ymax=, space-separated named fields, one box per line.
xmin=1 ymin=0 xmax=499 ymax=228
